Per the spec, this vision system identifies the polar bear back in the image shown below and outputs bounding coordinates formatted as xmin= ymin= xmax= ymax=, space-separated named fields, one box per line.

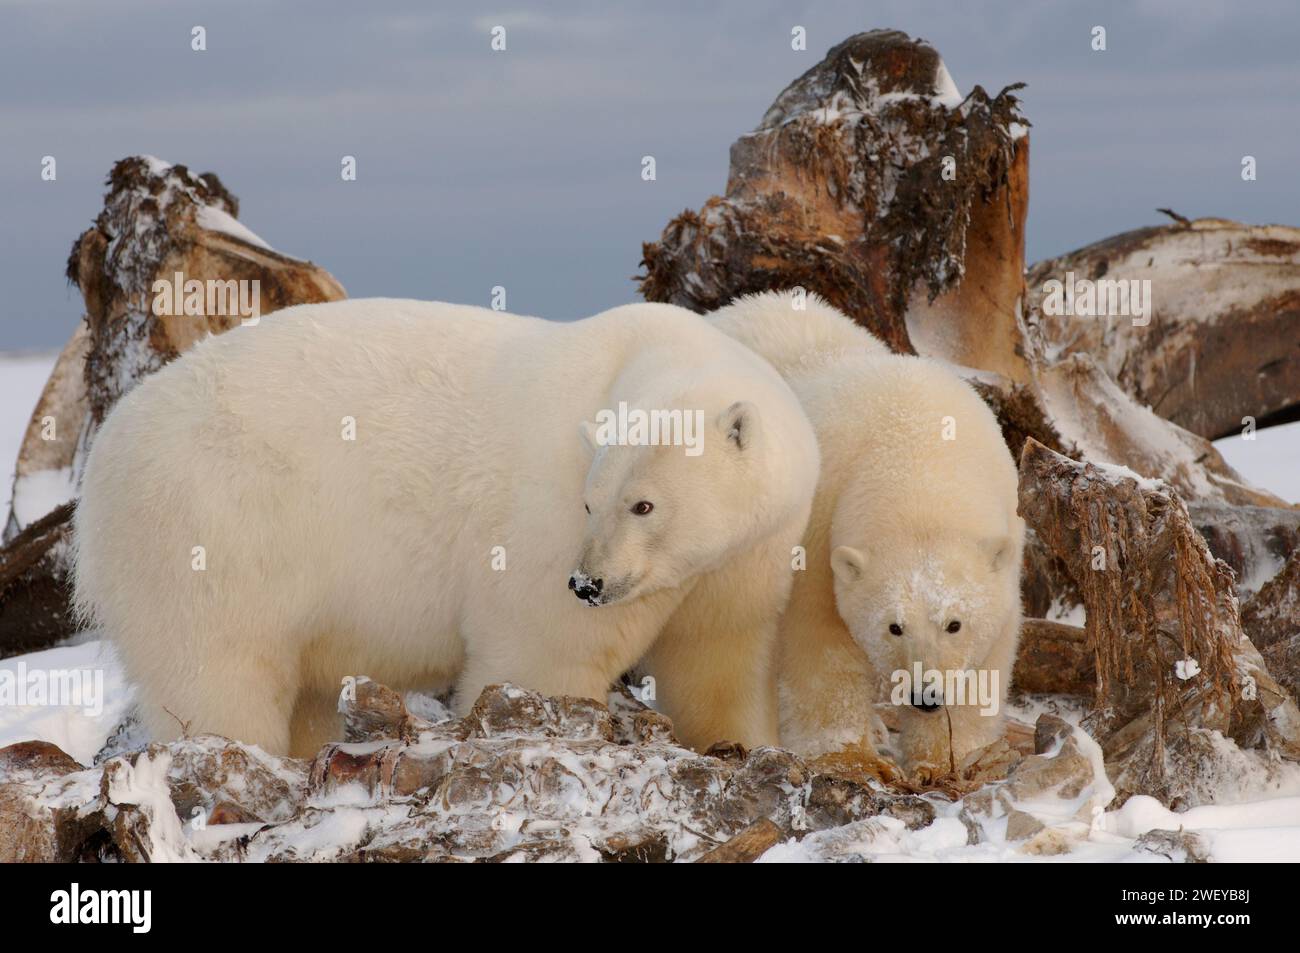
xmin=709 ymin=290 xmax=888 ymax=377
xmin=708 ymin=292 xmax=1014 ymax=540
xmin=77 ymin=295 xmax=799 ymax=548
xmin=810 ymin=353 xmax=1018 ymax=543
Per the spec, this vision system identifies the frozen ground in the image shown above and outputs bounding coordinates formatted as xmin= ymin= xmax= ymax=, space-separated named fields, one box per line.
xmin=5 ymin=637 xmax=1299 ymax=862
xmin=2 ymin=350 xmax=1299 ymax=861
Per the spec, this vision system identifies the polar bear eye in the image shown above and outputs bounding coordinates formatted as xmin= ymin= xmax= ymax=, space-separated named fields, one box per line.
xmin=888 ymin=623 xmax=903 ymax=636
xmin=946 ymin=620 xmax=962 ymax=634
xmin=584 ymin=503 xmax=591 ymax=515
xmin=631 ymin=500 xmax=654 ymax=516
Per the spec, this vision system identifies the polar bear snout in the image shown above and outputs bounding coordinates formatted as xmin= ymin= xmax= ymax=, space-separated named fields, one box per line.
xmin=570 ymin=524 xmax=647 ymax=606
xmin=569 ymin=564 xmax=640 ymax=607
xmin=569 ymin=563 xmax=636 ymax=607
xmin=568 ymin=571 xmax=604 ymax=604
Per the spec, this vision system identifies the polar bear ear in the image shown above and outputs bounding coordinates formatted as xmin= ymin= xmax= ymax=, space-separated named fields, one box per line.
xmin=578 ymin=420 xmax=600 ymax=455
xmin=978 ymin=535 xmax=1014 ymax=572
xmin=717 ymin=401 xmax=760 ymax=451
xmin=830 ymin=545 xmax=866 ymax=583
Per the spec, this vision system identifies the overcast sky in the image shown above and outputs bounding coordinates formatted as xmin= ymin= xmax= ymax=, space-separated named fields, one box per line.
xmin=1 ymin=0 xmax=1297 ymax=350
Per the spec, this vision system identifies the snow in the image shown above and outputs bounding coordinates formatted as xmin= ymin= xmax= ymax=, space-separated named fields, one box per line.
xmin=930 ymin=60 xmax=963 ymax=109
xmin=760 ymin=813 xmax=969 ymax=863
xmin=0 ymin=639 xmax=133 ymax=766
xmin=1213 ymin=420 xmax=1300 ymax=504
xmin=1103 ymin=794 xmax=1300 ymax=862
xmin=103 ymin=749 xmax=199 ymax=862
xmin=760 ymin=722 xmax=1300 ymax=862
xmin=0 ymin=351 xmax=58 ymax=518
xmin=195 ymin=205 xmax=272 ymax=250
xmin=1006 ymin=693 xmax=1086 ymax=729
xmin=1106 ymin=792 xmax=1300 ymax=837
xmin=1087 ymin=459 xmax=1167 ymax=493
xmin=1044 ymin=595 xmax=1086 ymax=626
xmin=9 ymin=467 xmax=76 ymax=527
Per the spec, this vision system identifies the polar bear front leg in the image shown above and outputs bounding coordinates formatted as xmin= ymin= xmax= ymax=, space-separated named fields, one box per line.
xmin=289 ymin=689 xmax=346 ymax=757
xmin=642 ymin=555 xmax=789 ymax=751
xmin=777 ymin=622 xmax=881 ymax=758
xmin=640 ymin=616 xmax=780 ymax=752
xmin=451 ymin=602 xmax=619 ymax=714
xmin=129 ymin=636 xmax=300 ymax=757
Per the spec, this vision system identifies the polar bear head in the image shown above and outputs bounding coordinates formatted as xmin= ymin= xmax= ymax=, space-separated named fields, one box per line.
xmin=569 ymin=397 xmax=805 ymax=607
xmin=829 ymin=529 xmax=1021 ymax=710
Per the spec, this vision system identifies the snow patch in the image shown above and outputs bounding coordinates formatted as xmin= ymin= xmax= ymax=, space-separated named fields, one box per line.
xmin=0 ymin=639 xmax=133 ymax=765
xmin=104 ymin=750 xmax=199 ymax=862
xmin=10 ymin=466 xmax=76 ymax=529
xmin=1213 ymin=420 xmax=1300 ymax=505
xmin=930 ymin=60 xmax=962 ymax=108
xmin=0 ymin=351 xmax=59 ymax=521
xmin=195 ymin=204 xmax=271 ymax=250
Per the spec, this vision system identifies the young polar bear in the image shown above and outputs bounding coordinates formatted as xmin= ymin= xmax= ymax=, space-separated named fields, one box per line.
xmin=710 ymin=291 xmax=1024 ymax=779
xmin=73 ymin=298 xmax=819 ymax=757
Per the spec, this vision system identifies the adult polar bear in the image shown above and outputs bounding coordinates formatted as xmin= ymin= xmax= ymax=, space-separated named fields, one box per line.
xmin=73 ymin=299 xmax=819 ymax=757
xmin=710 ymin=291 xmax=1024 ymax=779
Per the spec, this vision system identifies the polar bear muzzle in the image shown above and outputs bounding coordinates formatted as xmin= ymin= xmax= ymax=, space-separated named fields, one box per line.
xmin=568 ymin=571 xmax=604 ymax=605
xmin=568 ymin=567 xmax=638 ymax=607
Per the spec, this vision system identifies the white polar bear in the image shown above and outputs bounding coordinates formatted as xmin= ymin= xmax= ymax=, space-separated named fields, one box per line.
xmin=710 ymin=291 xmax=1024 ymax=779
xmin=73 ymin=298 xmax=819 ymax=757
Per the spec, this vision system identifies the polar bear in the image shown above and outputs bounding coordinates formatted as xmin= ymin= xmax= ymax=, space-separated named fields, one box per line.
xmin=73 ymin=298 xmax=819 ymax=757
xmin=710 ymin=291 xmax=1024 ymax=779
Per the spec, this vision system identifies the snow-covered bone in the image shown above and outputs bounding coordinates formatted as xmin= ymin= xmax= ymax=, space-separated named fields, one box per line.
xmin=636 ymin=28 xmax=1286 ymax=518
xmin=0 ymin=683 xmax=939 ymax=863
xmin=638 ymin=29 xmax=1028 ymax=357
xmin=1241 ymin=549 xmax=1300 ymax=705
xmin=1017 ymin=438 xmax=1300 ymax=805
xmin=1025 ymin=218 xmax=1300 ymax=441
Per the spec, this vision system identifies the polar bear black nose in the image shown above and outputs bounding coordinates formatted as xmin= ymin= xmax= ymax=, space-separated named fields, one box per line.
xmin=911 ymin=693 xmax=942 ymax=713
xmin=569 ymin=576 xmax=603 ymax=602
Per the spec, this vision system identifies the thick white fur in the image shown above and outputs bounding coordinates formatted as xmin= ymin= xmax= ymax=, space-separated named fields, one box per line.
xmin=711 ymin=291 xmax=1024 ymax=778
xmin=709 ymin=291 xmax=890 ymax=374
xmin=73 ymin=298 xmax=819 ymax=756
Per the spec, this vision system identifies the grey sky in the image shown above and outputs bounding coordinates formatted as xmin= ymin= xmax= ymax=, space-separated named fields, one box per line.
xmin=1 ymin=0 xmax=1297 ymax=350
